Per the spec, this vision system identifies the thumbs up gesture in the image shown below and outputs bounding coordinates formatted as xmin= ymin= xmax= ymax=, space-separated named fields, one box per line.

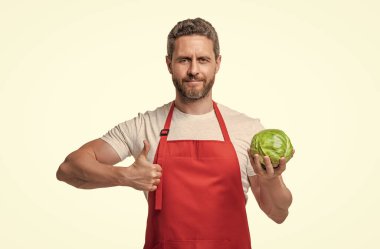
xmin=126 ymin=140 xmax=162 ymax=191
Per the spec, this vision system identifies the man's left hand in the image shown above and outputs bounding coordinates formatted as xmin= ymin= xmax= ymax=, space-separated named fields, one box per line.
xmin=247 ymin=149 xmax=294 ymax=181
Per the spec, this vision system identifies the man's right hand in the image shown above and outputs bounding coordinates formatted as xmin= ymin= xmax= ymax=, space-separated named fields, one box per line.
xmin=125 ymin=140 xmax=162 ymax=191
xmin=57 ymin=138 xmax=162 ymax=191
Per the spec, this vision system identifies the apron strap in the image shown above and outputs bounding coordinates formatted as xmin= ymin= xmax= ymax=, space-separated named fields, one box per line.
xmin=213 ymin=101 xmax=232 ymax=143
xmin=163 ymin=102 xmax=175 ymax=131
xmin=155 ymin=101 xmax=175 ymax=210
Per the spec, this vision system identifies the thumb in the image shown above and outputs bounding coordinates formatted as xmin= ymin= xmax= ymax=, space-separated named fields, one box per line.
xmin=139 ymin=140 xmax=150 ymax=159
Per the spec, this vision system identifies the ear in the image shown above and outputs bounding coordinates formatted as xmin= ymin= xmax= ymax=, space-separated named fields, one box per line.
xmin=215 ymin=55 xmax=222 ymax=73
xmin=166 ymin=56 xmax=173 ymax=74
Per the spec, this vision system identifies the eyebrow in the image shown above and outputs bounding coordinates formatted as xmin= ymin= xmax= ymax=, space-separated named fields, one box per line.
xmin=175 ymin=56 xmax=212 ymax=61
xmin=176 ymin=56 xmax=192 ymax=61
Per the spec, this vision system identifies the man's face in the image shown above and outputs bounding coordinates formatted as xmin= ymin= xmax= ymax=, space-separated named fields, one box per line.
xmin=166 ymin=35 xmax=221 ymax=102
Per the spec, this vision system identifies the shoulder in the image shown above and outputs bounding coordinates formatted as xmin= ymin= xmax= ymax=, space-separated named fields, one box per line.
xmin=217 ymin=103 xmax=264 ymax=135
xmin=111 ymin=102 xmax=171 ymax=134
xmin=137 ymin=102 xmax=172 ymax=122
xmin=130 ymin=102 xmax=172 ymax=141
xmin=108 ymin=102 xmax=172 ymax=160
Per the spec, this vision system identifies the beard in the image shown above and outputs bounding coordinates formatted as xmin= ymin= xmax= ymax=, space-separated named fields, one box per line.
xmin=172 ymin=74 xmax=215 ymax=102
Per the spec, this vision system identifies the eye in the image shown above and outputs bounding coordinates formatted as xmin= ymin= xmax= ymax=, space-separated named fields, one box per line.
xmin=178 ymin=58 xmax=190 ymax=63
xmin=198 ymin=58 xmax=209 ymax=64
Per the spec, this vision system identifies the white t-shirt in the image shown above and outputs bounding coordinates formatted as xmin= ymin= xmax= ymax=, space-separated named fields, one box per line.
xmin=101 ymin=102 xmax=264 ymax=201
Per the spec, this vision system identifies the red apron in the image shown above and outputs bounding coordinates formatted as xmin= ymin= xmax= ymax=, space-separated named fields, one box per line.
xmin=143 ymin=101 xmax=252 ymax=249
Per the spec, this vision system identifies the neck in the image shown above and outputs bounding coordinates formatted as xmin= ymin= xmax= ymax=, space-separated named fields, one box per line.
xmin=174 ymin=92 xmax=213 ymax=115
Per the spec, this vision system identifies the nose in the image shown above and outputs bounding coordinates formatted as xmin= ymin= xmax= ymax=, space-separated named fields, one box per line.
xmin=187 ymin=60 xmax=199 ymax=77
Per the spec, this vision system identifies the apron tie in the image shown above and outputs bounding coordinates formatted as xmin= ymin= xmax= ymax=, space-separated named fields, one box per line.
xmin=154 ymin=103 xmax=175 ymax=210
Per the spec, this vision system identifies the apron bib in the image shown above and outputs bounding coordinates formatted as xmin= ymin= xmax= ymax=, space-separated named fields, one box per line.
xmin=143 ymin=101 xmax=251 ymax=249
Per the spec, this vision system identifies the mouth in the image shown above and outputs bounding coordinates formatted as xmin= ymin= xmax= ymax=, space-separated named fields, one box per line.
xmin=184 ymin=81 xmax=203 ymax=88
xmin=185 ymin=80 xmax=202 ymax=83
xmin=184 ymin=79 xmax=203 ymax=84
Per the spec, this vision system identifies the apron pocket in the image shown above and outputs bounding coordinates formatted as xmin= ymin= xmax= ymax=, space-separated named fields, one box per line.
xmin=166 ymin=239 xmax=230 ymax=249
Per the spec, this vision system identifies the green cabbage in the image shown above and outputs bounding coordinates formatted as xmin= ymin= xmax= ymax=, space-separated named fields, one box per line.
xmin=250 ymin=129 xmax=293 ymax=168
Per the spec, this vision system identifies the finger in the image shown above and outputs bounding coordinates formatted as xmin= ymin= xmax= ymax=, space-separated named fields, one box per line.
xmin=149 ymin=179 xmax=161 ymax=190
xmin=140 ymin=140 xmax=150 ymax=158
xmin=276 ymin=157 xmax=286 ymax=175
xmin=154 ymin=164 xmax=162 ymax=172
xmin=152 ymin=171 xmax=162 ymax=179
xmin=254 ymin=154 xmax=266 ymax=175
xmin=149 ymin=185 xmax=157 ymax=191
xmin=263 ymin=156 xmax=274 ymax=176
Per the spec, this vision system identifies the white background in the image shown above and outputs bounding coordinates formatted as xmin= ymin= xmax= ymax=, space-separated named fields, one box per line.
xmin=1 ymin=0 xmax=379 ymax=248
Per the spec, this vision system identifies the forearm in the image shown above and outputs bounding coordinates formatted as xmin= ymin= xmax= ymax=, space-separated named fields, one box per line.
xmin=56 ymin=150 xmax=129 ymax=189
xmin=258 ymin=176 xmax=292 ymax=223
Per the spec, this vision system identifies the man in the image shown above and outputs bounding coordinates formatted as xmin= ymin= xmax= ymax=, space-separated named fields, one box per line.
xmin=56 ymin=18 xmax=293 ymax=249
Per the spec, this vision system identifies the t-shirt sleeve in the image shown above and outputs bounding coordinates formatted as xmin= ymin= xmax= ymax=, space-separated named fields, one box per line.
xmin=246 ymin=119 xmax=265 ymax=177
xmin=100 ymin=113 xmax=145 ymax=161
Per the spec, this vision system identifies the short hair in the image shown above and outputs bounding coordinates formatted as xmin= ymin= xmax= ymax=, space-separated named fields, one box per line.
xmin=167 ymin=18 xmax=220 ymax=59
